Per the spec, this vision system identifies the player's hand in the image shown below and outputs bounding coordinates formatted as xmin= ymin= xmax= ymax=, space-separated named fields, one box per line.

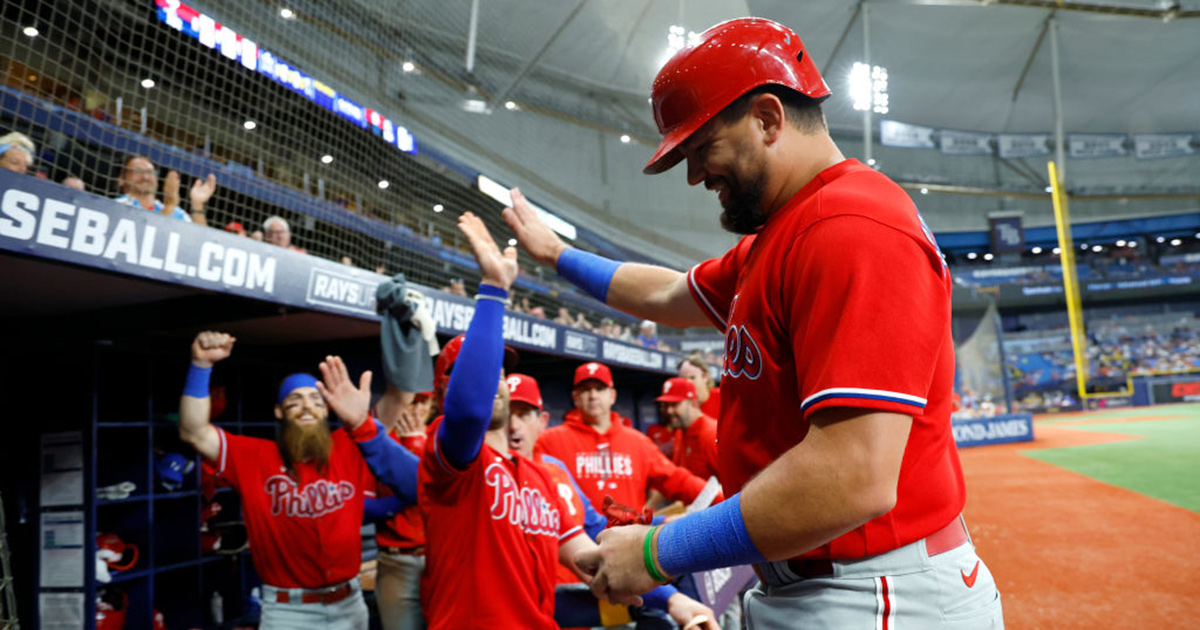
xmin=574 ymin=524 xmax=659 ymax=607
xmin=667 ymin=594 xmax=719 ymax=630
xmin=162 ymin=170 xmax=181 ymax=214
xmin=316 ymin=356 xmax=372 ymax=429
xmin=189 ymin=173 xmax=217 ymax=210
xmin=457 ymin=211 xmax=518 ymax=292
xmin=500 ymin=188 xmax=567 ymax=267
xmin=191 ymin=331 xmax=236 ymax=368
xmin=395 ymin=404 xmax=425 ymax=437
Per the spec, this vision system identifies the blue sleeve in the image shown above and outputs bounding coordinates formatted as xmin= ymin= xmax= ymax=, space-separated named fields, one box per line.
xmin=641 ymin=583 xmax=678 ymax=612
xmin=363 ymin=495 xmax=408 ymax=522
xmin=438 ymin=285 xmax=507 ymax=469
xmin=355 ymin=419 xmax=419 ymax=503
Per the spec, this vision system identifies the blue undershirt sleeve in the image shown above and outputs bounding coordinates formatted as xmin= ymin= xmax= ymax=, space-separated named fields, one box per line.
xmin=437 ymin=285 xmax=507 ymax=469
xmin=354 ymin=419 xmax=419 ymax=503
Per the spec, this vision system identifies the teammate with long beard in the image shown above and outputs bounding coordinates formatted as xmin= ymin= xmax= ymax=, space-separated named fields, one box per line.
xmin=179 ymin=336 xmax=419 ymax=630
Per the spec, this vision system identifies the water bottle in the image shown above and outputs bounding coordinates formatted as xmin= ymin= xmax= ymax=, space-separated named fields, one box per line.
xmin=210 ymin=591 xmax=223 ymax=625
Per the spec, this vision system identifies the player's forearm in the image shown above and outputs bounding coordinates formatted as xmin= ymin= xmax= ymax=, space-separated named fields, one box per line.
xmin=353 ymin=418 xmax=420 ymax=502
xmin=375 ymin=388 xmax=415 ymax=432
xmin=178 ymin=362 xmax=219 ymax=459
xmin=554 ymin=250 xmax=708 ymax=328
xmin=438 ymin=285 xmax=507 ymax=468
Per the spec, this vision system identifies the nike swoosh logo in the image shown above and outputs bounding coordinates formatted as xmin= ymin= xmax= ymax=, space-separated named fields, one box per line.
xmin=962 ymin=560 xmax=981 ymax=588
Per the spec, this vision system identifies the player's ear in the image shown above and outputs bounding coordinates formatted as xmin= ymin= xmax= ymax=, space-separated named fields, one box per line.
xmin=538 ymin=411 xmax=550 ymax=428
xmin=751 ymin=93 xmax=786 ymax=144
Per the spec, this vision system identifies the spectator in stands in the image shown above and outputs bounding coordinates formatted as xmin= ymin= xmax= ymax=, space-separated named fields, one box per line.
xmin=61 ymin=175 xmax=86 ymax=191
xmin=636 ymin=320 xmax=660 ymax=348
xmin=115 ymin=155 xmax=217 ymax=226
xmin=554 ymin=307 xmax=574 ymax=327
xmin=573 ymin=312 xmax=594 ymax=331
xmin=442 ymin=278 xmax=467 ymax=297
xmin=250 ymin=229 xmax=264 ymax=241
xmin=0 ymin=131 xmax=35 ymax=174
xmin=529 ymin=306 xmax=547 ymax=319
xmin=223 ymin=222 xmax=247 ymax=237
xmin=341 ymin=255 xmax=355 ymax=267
xmin=263 ymin=216 xmax=306 ymax=253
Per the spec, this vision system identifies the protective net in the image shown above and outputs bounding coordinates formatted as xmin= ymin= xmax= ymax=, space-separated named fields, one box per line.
xmin=953 ymin=300 xmax=1012 ymax=418
xmin=0 ymin=0 xmax=653 ymax=333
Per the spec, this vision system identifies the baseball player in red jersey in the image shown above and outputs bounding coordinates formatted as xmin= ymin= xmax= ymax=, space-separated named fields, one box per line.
xmin=502 ymin=17 xmax=1003 ymax=629
xmin=506 ymin=373 xmax=719 ymax=630
xmin=655 ymin=377 xmax=719 ymax=481
xmin=536 ymin=362 xmax=716 ymax=513
xmin=371 ymin=403 xmax=428 ymax=630
xmin=179 ymin=335 xmax=420 ymax=630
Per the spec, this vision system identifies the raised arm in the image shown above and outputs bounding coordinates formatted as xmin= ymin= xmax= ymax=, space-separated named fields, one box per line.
xmin=178 ymin=331 xmax=233 ymax=462
xmin=502 ymin=188 xmax=709 ymax=328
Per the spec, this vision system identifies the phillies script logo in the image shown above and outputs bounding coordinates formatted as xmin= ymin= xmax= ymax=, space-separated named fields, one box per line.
xmin=723 ymin=325 xmax=763 ymax=379
xmin=265 ymin=475 xmax=356 ymax=518
xmin=485 ymin=462 xmax=562 ymax=537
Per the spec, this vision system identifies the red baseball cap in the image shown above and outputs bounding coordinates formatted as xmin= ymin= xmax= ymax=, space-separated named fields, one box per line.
xmin=655 ymin=377 xmax=697 ymax=403
xmin=574 ymin=362 xmax=614 ymax=388
xmin=413 ymin=391 xmax=434 ymax=402
xmin=435 ymin=334 xmax=520 ymax=399
xmin=505 ymin=374 xmax=543 ymax=409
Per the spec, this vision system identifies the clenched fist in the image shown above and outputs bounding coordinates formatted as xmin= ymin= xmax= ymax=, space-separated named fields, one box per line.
xmin=191 ymin=331 xmax=236 ymax=368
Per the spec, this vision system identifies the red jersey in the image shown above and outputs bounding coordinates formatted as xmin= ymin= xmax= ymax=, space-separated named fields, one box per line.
xmin=375 ymin=431 xmax=426 ymax=549
xmin=673 ymin=413 xmax=719 ymax=481
xmin=537 ymin=409 xmax=711 ymax=512
xmin=204 ymin=425 xmax=377 ymax=588
xmin=419 ymin=436 xmax=583 ymax=630
xmin=535 ymin=453 xmax=588 ymax=585
xmin=645 ymin=423 xmax=676 ymax=458
xmin=687 ymin=159 xmax=964 ymax=560
xmin=700 ymin=386 xmax=721 ymax=420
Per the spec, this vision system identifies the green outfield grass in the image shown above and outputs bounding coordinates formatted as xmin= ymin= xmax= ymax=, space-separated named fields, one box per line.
xmin=1024 ymin=403 xmax=1200 ymax=512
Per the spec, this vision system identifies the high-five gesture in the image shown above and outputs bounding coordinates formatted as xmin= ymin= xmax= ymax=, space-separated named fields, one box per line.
xmin=191 ymin=331 xmax=236 ymax=368
xmin=499 ymin=188 xmax=567 ymax=267
xmin=316 ymin=355 xmax=373 ymax=430
xmin=458 ymin=211 xmax=519 ymax=291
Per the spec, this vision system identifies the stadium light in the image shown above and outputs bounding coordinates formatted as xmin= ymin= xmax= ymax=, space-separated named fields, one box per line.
xmin=280 ymin=8 xmax=295 ymax=19
xmin=22 ymin=26 xmax=39 ymax=38
xmin=1052 ymin=247 xmax=1061 ymax=255
xmin=920 ymin=187 xmax=929 ymax=195
xmin=1080 ymin=243 xmax=1088 ymax=250
xmin=1044 ymin=186 xmax=1053 ymax=193
xmin=504 ymin=101 xmax=517 ymax=111
xmin=378 ymin=180 xmax=389 ymax=189
xmin=433 ymin=204 xmax=444 ymax=213
xmin=850 ymin=62 xmax=889 ymax=115
xmin=402 ymin=61 xmax=416 ymax=73
xmin=1115 ymin=239 xmax=1126 ymax=247
xmin=1171 ymin=238 xmax=1182 ymax=246
xmin=620 ymin=134 xmax=631 ymax=144
xmin=1195 ymin=232 xmax=1200 ymax=239
xmin=1091 ymin=245 xmax=1103 ymax=252
xmin=463 ymin=99 xmax=488 ymax=114
xmin=243 ymin=120 xmax=257 ymax=130
xmin=508 ymin=238 xmax=518 ymax=246
xmin=659 ymin=25 xmax=701 ymax=68
xmin=320 ymin=154 xmax=334 ymax=164
xmin=1127 ymin=240 xmax=1138 ymax=248
xmin=967 ymin=252 xmax=978 ymax=260
xmin=1156 ymin=236 xmax=1166 ymax=243
xmin=140 ymin=78 xmax=156 ymax=89
xmin=983 ymin=253 xmax=994 ymax=261
xmin=1031 ymin=246 xmax=1043 ymax=254
xmin=867 ymin=158 xmax=877 ymax=167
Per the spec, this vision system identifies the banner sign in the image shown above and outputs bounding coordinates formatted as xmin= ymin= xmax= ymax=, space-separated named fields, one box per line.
xmin=997 ymin=134 xmax=1052 ymax=159
xmin=988 ymin=215 xmax=1024 ymax=253
xmin=1068 ymin=134 xmax=1128 ymax=159
xmin=881 ymin=120 xmax=936 ymax=149
xmin=0 ymin=172 xmax=677 ymax=372
xmin=1134 ymin=134 xmax=1195 ymax=160
xmin=940 ymin=130 xmax=994 ymax=156
xmin=951 ymin=413 xmax=1034 ymax=448
xmin=1150 ymin=377 xmax=1200 ymax=404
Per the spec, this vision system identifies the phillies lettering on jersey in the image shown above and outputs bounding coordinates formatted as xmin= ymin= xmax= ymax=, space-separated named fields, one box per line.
xmin=687 ymin=158 xmax=966 ymax=561
xmin=574 ymin=450 xmax=634 ymax=479
xmin=265 ymin=476 xmax=356 ymax=518
xmin=485 ymin=462 xmax=563 ymax=536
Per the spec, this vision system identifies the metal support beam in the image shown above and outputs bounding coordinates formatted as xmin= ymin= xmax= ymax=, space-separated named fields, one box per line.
xmin=1011 ymin=12 xmax=1052 ymax=102
xmin=862 ymin=1 xmax=873 ymax=166
xmin=824 ymin=1 xmax=864 ymax=72
xmin=465 ymin=0 xmax=480 ymax=73
xmin=1049 ymin=15 xmax=1066 ymax=185
xmin=487 ymin=0 xmax=591 ymax=111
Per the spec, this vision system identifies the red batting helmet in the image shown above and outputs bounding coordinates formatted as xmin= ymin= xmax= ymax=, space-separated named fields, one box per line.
xmin=434 ymin=334 xmax=520 ymax=403
xmin=644 ymin=18 xmax=832 ymax=175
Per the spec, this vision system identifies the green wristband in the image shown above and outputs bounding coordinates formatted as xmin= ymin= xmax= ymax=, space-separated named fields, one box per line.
xmin=643 ymin=526 xmax=671 ymax=584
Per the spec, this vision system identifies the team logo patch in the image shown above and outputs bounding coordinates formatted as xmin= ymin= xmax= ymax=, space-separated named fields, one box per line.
xmin=723 ymin=325 xmax=763 ymax=380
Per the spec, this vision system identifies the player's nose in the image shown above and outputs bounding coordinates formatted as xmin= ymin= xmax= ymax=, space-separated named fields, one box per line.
xmin=685 ymin=156 xmax=706 ymax=187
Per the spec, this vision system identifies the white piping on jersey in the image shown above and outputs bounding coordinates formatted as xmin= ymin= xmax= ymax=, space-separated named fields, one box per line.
xmin=801 ymin=387 xmax=927 ymax=412
xmin=216 ymin=427 xmax=228 ymax=476
xmin=688 ymin=265 xmax=728 ymax=330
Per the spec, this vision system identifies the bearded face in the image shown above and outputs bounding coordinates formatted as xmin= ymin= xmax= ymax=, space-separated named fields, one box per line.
xmin=274 ymin=387 xmax=333 ymax=469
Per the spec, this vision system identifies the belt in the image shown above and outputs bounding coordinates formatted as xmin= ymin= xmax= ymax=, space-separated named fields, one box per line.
xmin=380 ymin=545 xmax=425 ymax=556
xmin=271 ymin=581 xmax=355 ymax=605
xmin=772 ymin=515 xmax=971 ymax=581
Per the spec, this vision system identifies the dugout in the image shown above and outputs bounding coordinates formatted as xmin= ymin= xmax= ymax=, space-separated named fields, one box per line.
xmin=0 ymin=170 xmax=682 ymax=630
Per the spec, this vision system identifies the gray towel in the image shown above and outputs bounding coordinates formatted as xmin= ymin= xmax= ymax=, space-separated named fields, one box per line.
xmin=376 ymin=273 xmax=435 ymax=393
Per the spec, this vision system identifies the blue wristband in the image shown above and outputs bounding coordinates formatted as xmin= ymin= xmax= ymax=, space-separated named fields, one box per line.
xmin=183 ymin=364 xmax=212 ymax=399
xmin=641 ymin=583 xmax=678 ymax=612
xmin=656 ymin=492 xmax=767 ymax=576
xmin=556 ymin=248 xmax=621 ymax=303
